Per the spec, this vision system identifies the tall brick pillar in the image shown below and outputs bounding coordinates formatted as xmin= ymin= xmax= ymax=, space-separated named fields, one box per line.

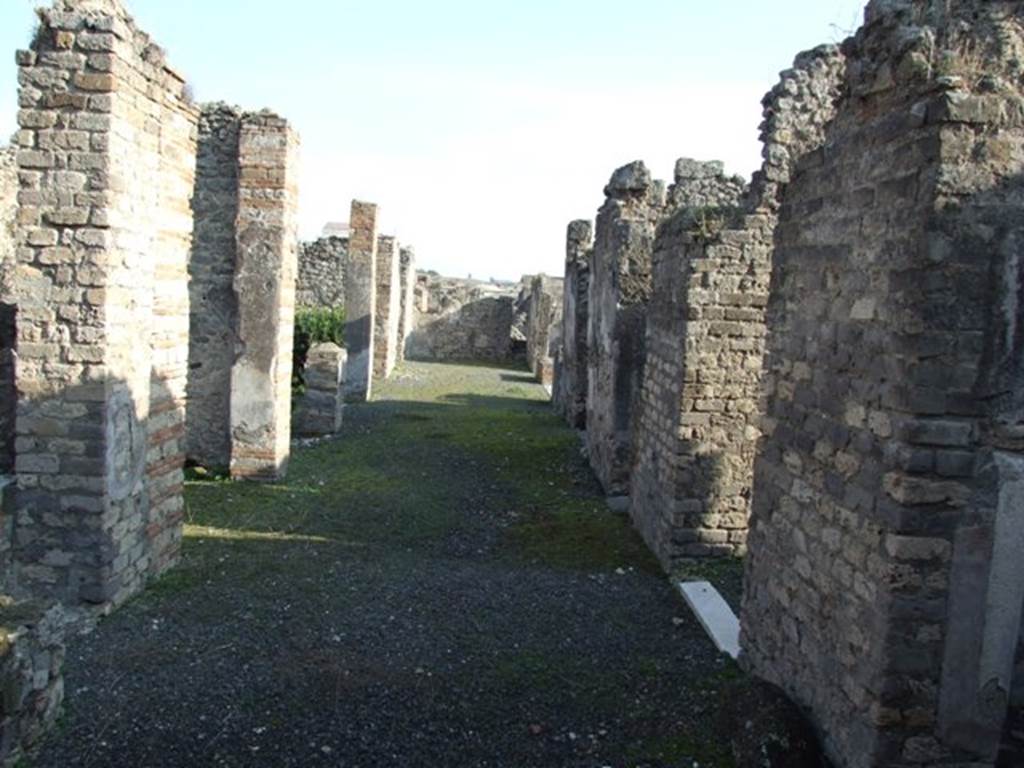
xmin=344 ymin=201 xmax=378 ymax=402
xmin=373 ymin=235 xmax=401 ymax=380
xmin=11 ymin=0 xmax=198 ymax=606
xmin=228 ymin=113 xmax=299 ymax=482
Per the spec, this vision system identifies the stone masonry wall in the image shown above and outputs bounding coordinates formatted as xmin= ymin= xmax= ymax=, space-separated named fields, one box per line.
xmin=228 ymin=112 xmax=299 ymax=482
xmin=373 ymin=235 xmax=401 ymax=380
xmin=0 ymin=147 xmax=15 ymax=292
xmin=186 ymin=103 xmax=240 ymax=469
xmin=585 ymin=162 xmax=665 ymax=497
xmin=297 ymin=236 xmax=346 ymax=309
xmin=553 ymin=220 xmax=592 ymax=429
xmin=407 ymin=295 xmax=514 ymax=362
xmin=630 ymin=53 xmax=845 ymax=568
xmin=397 ymin=246 xmax=415 ymax=361
xmin=525 ymin=275 xmax=563 ymax=386
xmin=343 ymin=201 xmax=377 ymax=402
xmin=741 ymin=2 xmax=1024 ymax=765
xmin=1 ymin=148 xmax=18 ymax=475
xmin=12 ymin=0 xmax=198 ymax=606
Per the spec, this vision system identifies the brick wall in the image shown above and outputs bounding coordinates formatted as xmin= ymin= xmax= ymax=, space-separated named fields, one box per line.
xmin=741 ymin=2 xmax=1024 ymax=765
xmin=629 ymin=53 xmax=844 ymax=567
xmin=12 ymin=0 xmax=198 ymax=606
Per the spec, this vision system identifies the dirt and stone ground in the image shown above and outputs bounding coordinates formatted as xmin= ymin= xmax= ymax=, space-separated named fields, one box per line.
xmin=31 ymin=361 xmax=745 ymax=768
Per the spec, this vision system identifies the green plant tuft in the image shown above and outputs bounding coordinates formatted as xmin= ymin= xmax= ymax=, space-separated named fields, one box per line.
xmin=293 ymin=306 xmax=346 ymax=391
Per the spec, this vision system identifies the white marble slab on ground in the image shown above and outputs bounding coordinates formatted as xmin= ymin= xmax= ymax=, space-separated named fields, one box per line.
xmin=677 ymin=580 xmax=741 ymax=659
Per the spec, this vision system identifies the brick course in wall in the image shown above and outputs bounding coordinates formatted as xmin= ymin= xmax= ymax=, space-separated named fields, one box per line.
xmin=297 ymin=236 xmax=346 ymax=310
xmin=553 ymin=220 xmax=592 ymax=428
xmin=11 ymin=0 xmax=198 ymax=606
xmin=741 ymin=2 xmax=1024 ymax=765
xmin=629 ymin=52 xmax=845 ymax=568
xmin=585 ymin=162 xmax=665 ymax=498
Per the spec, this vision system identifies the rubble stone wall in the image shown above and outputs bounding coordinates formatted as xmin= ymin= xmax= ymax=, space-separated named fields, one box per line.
xmin=741 ymin=2 xmax=1024 ymax=765
xmin=630 ymin=53 xmax=844 ymax=567
xmin=408 ymin=296 xmax=514 ymax=362
xmin=407 ymin=274 xmax=519 ymax=362
xmin=1 ymin=149 xmax=17 ymax=475
xmin=297 ymin=236 xmax=346 ymax=309
xmin=12 ymin=0 xmax=198 ymax=605
xmin=0 ymin=601 xmax=66 ymax=766
xmin=585 ymin=162 xmax=664 ymax=497
xmin=373 ymin=235 xmax=401 ymax=380
xmin=553 ymin=220 xmax=592 ymax=429
xmin=186 ymin=103 xmax=240 ymax=469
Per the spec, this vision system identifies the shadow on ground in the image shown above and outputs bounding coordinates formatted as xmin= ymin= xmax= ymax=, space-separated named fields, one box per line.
xmin=33 ymin=362 xmax=741 ymax=768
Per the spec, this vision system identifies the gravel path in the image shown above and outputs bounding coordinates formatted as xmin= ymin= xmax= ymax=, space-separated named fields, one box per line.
xmin=32 ymin=362 xmax=740 ymax=768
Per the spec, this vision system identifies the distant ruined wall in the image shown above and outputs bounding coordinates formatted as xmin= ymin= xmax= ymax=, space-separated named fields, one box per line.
xmin=187 ymin=103 xmax=241 ymax=469
xmin=297 ymin=237 xmax=346 ymax=309
xmin=525 ymin=275 xmax=563 ymax=386
xmin=630 ymin=50 xmax=845 ymax=568
xmin=741 ymin=2 xmax=1024 ymax=766
xmin=553 ymin=220 xmax=592 ymax=429
xmin=12 ymin=0 xmax=198 ymax=605
xmin=407 ymin=274 xmax=518 ymax=363
xmin=373 ymin=235 xmax=401 ymax=380
xmin=585 ymin=162 xmax=665 ymax=497
xmin=397 ymin=247 xmax=415 ymax=360
xmin=408 ymin=296 xmax=514 ymax=362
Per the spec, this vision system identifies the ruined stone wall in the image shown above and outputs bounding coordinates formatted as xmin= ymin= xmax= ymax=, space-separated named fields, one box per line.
xmin=343 ymin=201 xmax=377 ymax=402
xmin=525 ymin=275 xmax=563 ymax=386
xmin=585 ymin=162 xmax=665 ymax=497
xmin=553 ymin=220 xmax=592 ymax=429
xmin=229 ymin=113 xmax=299 ymax=482
xmin=373 ymin=235 xmax=401 ymax=380
xmin=297 ymin=236 xmax=346 ymax=309
xmin=12 ymin=0 xmax=198 ymax=605
xmin=407 ymin=296 xmax=514 ymax=362
xmin=397 ymin=246 xmax=415 ymax=360
xmin=630 ymin=53 xmax=844 ymax=568
xmin=1 ymin=148 xmax=18 ymax=475
xmin=186 ymin=103 xmax=240 ymax=469
xmin=741 ymin=2 xmax=1024 ymax=765
xmin=407 ymin=274 xmax=518 ymax=362
xmin=0 ymin=147 xmax=16 ymax=293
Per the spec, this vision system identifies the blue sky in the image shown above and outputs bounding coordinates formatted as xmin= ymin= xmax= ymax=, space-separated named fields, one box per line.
xmin=1 ymin=0 xmax=866 ymax=280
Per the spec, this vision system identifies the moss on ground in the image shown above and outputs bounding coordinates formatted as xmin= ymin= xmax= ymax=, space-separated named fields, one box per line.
xmin=118 ymin=361 xmax=744 ymax=766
